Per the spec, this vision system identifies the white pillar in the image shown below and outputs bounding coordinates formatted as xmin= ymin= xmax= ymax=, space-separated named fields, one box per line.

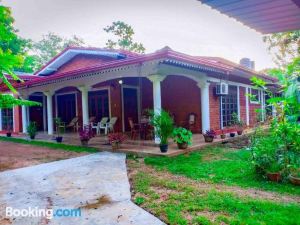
xmin=22 ymin=105 xmax=28 ymax=133
xmin=237 ymin=86 xmax=240 ymax=119
xmin=43 ymin=95 xmax=47 ymax=132
xmin=261 ymin=90 xmax=265 ymax=121
xmin=78 ymin=86 xmax=89 ymax=127
xmin=198 ymin=81 xmax=210 ymax=133
xmin=148 ymin=75 xmax=166 ymax=144
xmin=0 ymin=109 xmax=2 ymax=131
xmin=245 ymin=87 xmax=250 ymax=126
xmin=44 ymin=91 xmax=54 ymax=135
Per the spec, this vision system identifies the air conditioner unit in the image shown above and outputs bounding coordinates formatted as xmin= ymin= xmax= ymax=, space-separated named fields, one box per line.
xmin=216 ymin=82 xmax=228 ymax=95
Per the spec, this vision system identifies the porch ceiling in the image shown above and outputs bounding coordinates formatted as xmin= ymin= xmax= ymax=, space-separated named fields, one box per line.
xmin=199 ymin=0 xmax=300 ymax=34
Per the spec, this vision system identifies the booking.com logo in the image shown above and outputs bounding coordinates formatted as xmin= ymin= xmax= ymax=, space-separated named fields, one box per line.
xmin=6 ymin=207 xmax=81 ymax=219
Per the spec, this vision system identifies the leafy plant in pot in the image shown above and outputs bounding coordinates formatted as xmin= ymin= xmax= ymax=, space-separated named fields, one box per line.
xmin=289 ymin=168 xmax=300 ymax=186
xmin=27 ymin=122 xmax=37 ymax=140
xmin=108 ymin=133 xmax=127 ymax=150
xmin=220 ymin=129 xmax=226 ymax=139
xmin=79 ymin=125 xmax=94 ymax=146
xmin=172 ymin=127 xmax=192 ymax=150
xmin=149 ymin=109 xmax=174 ymax=153
xmin=54 ymin=118 xmax=64 ymax=143
xmin=203 ymin=129 xmax=216 ymax=143
xmin=266 ymin=161 xmax=282 ymax=182
xmin=232 ymin=112 xmax=245 ymax=135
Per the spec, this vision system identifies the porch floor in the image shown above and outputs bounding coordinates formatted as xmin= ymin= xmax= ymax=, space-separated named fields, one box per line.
xmin=3 ymin=131 xmax=250 ymax=157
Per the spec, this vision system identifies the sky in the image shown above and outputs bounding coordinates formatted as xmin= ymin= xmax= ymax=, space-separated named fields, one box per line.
xmin=2 ymin=0 xmax=276 ymax=71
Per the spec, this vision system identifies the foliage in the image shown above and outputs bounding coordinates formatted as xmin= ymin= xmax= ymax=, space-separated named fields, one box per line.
xmin=108 ymin=132 xmax=127 ymax=144
xmin=104 ymin=21 xmax=145 ymax=53
xmin=27 ymin=122 xmax=37 ymax=138
xmin=32 ymin=32 xmax=84 ymax=70
xmin=263 ymin=30 xmax=300 ymax=67
xmin=203 ymin=129 xmax=216 ymax=137
xmin=0 ymin=5 xmax=39 ymax=108
xmin=79 ymin=125 xmax=94 ymax=141
xmin=231 ymin=112 xmax=245 ymax=127
xmin=0 ymin=136 xmax=98 ymax=153
xmin=149 ymin=110 xmax=174 ymax=145
xmin=130 ymin=168 xmax=300 ymax=225
xmin=172 ymin=127 xmax=192 ymax=145
xmin=144 ymin=146 xmax=300 ymax=195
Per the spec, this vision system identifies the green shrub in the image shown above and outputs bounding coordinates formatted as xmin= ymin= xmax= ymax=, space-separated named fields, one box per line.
xmin=172 ymin=127 xmax=192 ymax=145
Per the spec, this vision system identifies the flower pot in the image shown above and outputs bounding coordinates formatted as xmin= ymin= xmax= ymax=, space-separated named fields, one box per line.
xmin=289 ymin=175 xmax=300 ymax=186
xmin=111 ymin=141 xmax=120 ymax=150
xmin=230 ymin=133 xmax=235 ymax=137
xmin=203 ymin=135 xmax=214 ymax=143
xmin=159 ymin=144 xmax=168 ymax=153
xmin=266 ymin=172 xmax=281 ymax=182
xmin=81 ymin=140 xmax=89 ymax=147
xmin=220 ymin=134 xmax=226 ymax=139
xmin=237 ymin=130 xmax=243 ymax=135
xmin=177 ymin=142 xmax=188 ymax=150
xmin=56 ymin=136 xmax=63 ymax=143
xmin=6 ymin=132 xmax=11 ymax=137
xmin=30 ymin=135 xmax=35 ymax=140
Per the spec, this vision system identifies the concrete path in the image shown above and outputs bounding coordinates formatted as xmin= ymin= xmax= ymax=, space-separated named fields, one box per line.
xmin=0 ymin=152 xmax=164 ymax=225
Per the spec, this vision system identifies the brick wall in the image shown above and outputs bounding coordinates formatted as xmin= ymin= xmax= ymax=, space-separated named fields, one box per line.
xmin=239 ymin=86 xmax=247 ymax=123
xmin=209 ymin=83 xmax=220 ymax=131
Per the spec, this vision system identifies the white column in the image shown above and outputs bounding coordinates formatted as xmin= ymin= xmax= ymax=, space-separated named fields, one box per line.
xmin=78 ymin=86 xmax=89 ymax=127
xmin=237 ymin=86 xmax=240 ymax=119
xmin=261 ymin=90 xmax=265 ymax=121
xmin=148 ymin=75 xmax=166 ymax=144
xmin=0 ymin=109 xmax=2 ymax=131
xmin=245 ymin=87 xmax=250 ymax=126
xmin=22 ymin=105 xmax=28 ymax=133
xmin=44 ymin=91 xmax=54 ymax=135
xmin=43 ymin=95 xmax=47 ymax=132
xmin=198 ymin=81 xmax=210 ymax=133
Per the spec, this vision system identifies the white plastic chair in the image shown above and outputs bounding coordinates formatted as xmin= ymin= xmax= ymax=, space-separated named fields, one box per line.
xmin=106 ymin=117 xmax=117 ymax=134
xmin=98 ymin=117 xmax=109 ymax=135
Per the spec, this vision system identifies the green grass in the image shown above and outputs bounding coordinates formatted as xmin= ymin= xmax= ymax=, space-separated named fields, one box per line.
xmin=132 ymin=171 xmax=300 ymax=225
xmin=144 ymin=147 xmax=300 ymax=196
xmin=0 ymin=136 xmax=98 ymax=153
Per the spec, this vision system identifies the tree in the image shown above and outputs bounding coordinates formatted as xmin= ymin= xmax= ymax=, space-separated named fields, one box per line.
xmin=0 ymin=5 xmax=38 ymax=108
xmin=32 ymin=32 xmax=85 ymax=70
xmin=104 ymin=21 xmax=145 ymax=53
xmin=263 ymin=30 xmax=300 ymax=67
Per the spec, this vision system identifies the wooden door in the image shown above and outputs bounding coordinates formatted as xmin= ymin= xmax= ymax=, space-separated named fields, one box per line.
xmin=88 ymin=90 xmax=109 ymax=122
xmin=57 ymin=94 xmax=76 ymax=124
xmin=123 ymin=87 xmax=139 ymax=131
xmin=29 ymin=95 xmax=44 ymax=130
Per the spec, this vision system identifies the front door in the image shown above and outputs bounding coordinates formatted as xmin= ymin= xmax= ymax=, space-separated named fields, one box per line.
xmin=57 ymin=93 xmax=76 ymax=124
xmin=123 ymin=87 xmax=139 ymax=131
xmin=88 ymin=90 xmax=109 ymax=122
xmin=29 ymin=95 xmax=44 ymax=130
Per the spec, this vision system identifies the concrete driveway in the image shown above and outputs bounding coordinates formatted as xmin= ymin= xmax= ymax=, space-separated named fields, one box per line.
xmin=0 ymin=152 xmax=164 ymax=225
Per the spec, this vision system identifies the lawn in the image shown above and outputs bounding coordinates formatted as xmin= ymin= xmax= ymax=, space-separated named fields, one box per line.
xmin=144 ymin=146 xmax=300 ymax=196
xmin=127 ymin=146 xmax=300 ymax=225
xmin=0 ymin=136 xmax=98 ymax=153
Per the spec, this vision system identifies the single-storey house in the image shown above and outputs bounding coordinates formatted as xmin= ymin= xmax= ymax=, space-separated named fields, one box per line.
xmin=0 ymin=46 xmax=277 ymax=140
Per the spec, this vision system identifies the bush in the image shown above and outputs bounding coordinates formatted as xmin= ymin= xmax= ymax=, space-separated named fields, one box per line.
xmin=27 ymin=122 xmax=37 ymax=138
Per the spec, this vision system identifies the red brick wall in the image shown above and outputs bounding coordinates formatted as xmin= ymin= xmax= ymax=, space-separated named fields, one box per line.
xmin=161 ymin=75 xmax=201 ymax=133
xmin=249 ymin=103 xmax=261 ymax=126
xmin=14 ymin=106 xmax=21 ymax=133
xmin=239 ymin=86 xmax=247 ymax=124
xmin=209 ymin=83 xmax=220 ymax=131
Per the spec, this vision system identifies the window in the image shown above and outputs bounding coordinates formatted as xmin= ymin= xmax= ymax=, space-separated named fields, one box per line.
xmin=2 ymin=108 xmax=13 ymax=130
xmin=221 ymin=86 xmax=238 ymax=128
xmin=250 ymin=88 xmax=260 ymax=104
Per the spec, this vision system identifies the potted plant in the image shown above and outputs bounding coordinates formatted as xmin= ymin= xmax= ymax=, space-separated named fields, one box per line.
xmin=149 ymin=110 xmax=174 ymax=153
xmin=54 ymin=117 xmax=64 ymax=143
xmin=27 ymin=122 xmax=37 ymax=140
xmin=289 ymin=168 xmax=300 ymax=186
xmin=220 ymin=129 xmax=226 ymax=139
xmin=232 ymin=113 xmax=245 ymax=135
xmin=266 ymin=162 xmax=282 ymax=182
xmin=79 ymin=125 xmax=94 ymax=146
xmin=108 ymin=133 xmax=127 ymax=150
xmin=172 ymin=127 xmax=192 ymax=149
xmin=203 ymin=129 xmax=216 ymax=142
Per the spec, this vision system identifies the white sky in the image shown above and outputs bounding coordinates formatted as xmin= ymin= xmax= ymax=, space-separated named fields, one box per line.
xmin=2 ymin=0 xmax=276 ymax=71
